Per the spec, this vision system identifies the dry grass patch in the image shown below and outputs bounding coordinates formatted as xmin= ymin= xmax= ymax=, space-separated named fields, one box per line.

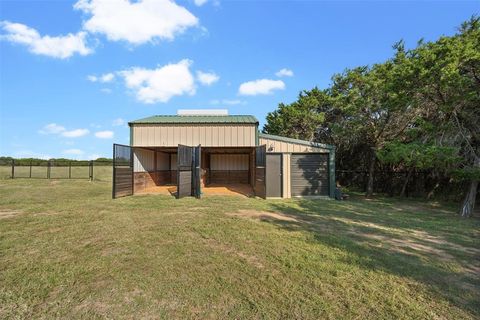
xmin=227 ymin=209 xmax=299 ymax=222
xmin=0 ymin=209 xmax=21 ymax=219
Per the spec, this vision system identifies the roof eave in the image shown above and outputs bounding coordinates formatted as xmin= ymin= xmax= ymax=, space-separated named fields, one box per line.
xmin=258 ymin=132 xmax=335 ymax=150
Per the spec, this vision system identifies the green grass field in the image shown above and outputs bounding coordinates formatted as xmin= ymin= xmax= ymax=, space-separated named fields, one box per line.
xmin=0 ymin=177 xmax=479 ymax=319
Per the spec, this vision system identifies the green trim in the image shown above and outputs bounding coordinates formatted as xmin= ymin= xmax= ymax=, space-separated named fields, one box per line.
xmin=259 ymin=133 xmax=335 ymax=150
xmin=129 ymin=115 xmax=258 ymax=125
xmin=129 ymin=126 xmax=133 ymax=146
xmin=255 ymin=128 xmax=259 ymax=146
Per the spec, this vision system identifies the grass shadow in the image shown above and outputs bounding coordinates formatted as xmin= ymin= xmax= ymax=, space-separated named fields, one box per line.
xmin=263 ymin=196 xmax=480 ymax=317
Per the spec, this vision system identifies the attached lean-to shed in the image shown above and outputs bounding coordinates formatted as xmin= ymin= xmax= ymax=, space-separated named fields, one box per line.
xmin=112 ymin=111 xmax=335 ymax=199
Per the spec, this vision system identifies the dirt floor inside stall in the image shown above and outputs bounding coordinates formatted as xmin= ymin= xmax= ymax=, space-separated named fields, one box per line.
xmin=136 ymin=184 xmax=254 ymax=197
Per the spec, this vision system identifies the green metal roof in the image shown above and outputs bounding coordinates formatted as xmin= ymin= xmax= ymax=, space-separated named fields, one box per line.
xmin=259 ymin=132 xmax=335 ymax=150
xmin=129 ymin=115 xmax=258 ymax=125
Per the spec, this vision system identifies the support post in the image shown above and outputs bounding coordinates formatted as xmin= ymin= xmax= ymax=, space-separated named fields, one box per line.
xmin=89 ymin=160 xmax=93 ymax=181
xmin=47 ymin=161 xmax=51 ymax=179
xmin=11 ymin=159 xmax=14 ymax=179
xmin=112 ymin=144 xmax=116 ymax=199
xmin=29 ymin=160 xmax=32 ymax=178
xmin=69 ymin=161 xmax=72 ymax=179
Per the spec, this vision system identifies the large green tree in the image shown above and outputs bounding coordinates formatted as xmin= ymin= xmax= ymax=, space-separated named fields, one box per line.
xmin=263 ymin=17 xmax=480 ymax=215
xmin=406 ymin=17 xmax=480 ymax=216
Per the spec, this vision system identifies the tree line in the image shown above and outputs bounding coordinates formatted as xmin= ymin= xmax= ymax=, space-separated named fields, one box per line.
xmin=263 ymin=17 xmax=479 ymax=217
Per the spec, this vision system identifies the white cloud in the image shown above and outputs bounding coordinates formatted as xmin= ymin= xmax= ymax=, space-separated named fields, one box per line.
xmin=238 ymin=79 xmax=285 ymax=96
xmin=87 ymin=72 xmax=115 ymax=83
xmin=101 ymin=88 xmax=112 ymax=94
xmin=210 ymin=99 xmax=245 ymax=106
xmin=223 ymin=99 xmax=244 ymax=105
xmin=112 ymin=118 xmax=126 ymax=126
xmin=63 ymin=148 xmax=84 ymax=155
xmin=101 ymin=73 xmax=114 ymax=82
xmin=61 ymin=129 xmax=90 ymax=138
xmin=1 ymin=21 xmax=92 ymax=59
xmin=197 ymin=71 xmax=219 ymax=86
xmin=275 ymin=68 xmax=294 ymax=77
xmin=39 ymin=123 xmax=89 ymax=138
xmin=74 ymin=0 xmax=199 ymax=45
xmin=39 ymin=123 xmax=66 ymax=134
xmin=194 ymin=0 xmax=208 ymax=6
xmin=119 ymin=59 xmax=195 ymax=103
xmin=95 ymin=130 xmax=114 ymax=139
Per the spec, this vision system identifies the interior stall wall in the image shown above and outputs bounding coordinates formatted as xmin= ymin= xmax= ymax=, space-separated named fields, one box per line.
xmin=133 ymin=148 xmax=155 ymax=193
xmin=133 ymin=149 xmax=176 ymax=193
xmin=209 ymin=154 xmax=249 ymax=184
xmin=210 ymin=154 xmax=248 ymax=170
xmin=134 ymin=149 xmax=154 ymax=172
xmin=156 ymin=152 xmax=171 ymax=185
xmin=157 ymin=152 xmax=169 ymax=170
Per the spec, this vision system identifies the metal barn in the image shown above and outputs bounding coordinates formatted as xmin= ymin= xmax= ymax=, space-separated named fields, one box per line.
xmin=112 ymin=113 xmax=335 ymax=199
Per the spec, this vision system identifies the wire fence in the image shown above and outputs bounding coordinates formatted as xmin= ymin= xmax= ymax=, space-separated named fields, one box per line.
xmin=336 ymin=169 xmax=468 ymax=200
xmin=0 ymin=159 xmax=113 ymax=181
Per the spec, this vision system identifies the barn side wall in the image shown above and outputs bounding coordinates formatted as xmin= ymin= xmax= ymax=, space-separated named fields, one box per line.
xmin=259 ymin=137 xmax=330 ymax=153
xmin=260 ymin=136 xmax=333 ymax=199
xmin=132 ymin=124 xmax=256 ymax=147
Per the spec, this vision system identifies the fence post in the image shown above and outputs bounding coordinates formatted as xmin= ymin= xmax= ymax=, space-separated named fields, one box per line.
xmin=69 ymin=161 xmax=72 ymax=179
xmin=29 ymin=160 xmax=32 ymax=178
xmin=89 ymin=160 xmax=93 ymax=181
xmin=47 ymin=161 xmax=51 ymax=179
xmin=11 ymin=159 xmax=14 ymax=179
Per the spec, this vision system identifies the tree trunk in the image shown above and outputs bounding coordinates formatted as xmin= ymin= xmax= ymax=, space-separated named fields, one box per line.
xmin=400 ymin=168 xmax=413 ymax=197
xmin=366 ymin=149 xmax=376 ymax=198
xmin=460 ymin=157 xmax=479 ymax=218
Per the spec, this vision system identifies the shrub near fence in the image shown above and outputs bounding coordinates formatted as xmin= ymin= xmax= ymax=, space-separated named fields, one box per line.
xmin=0 ymin=159 xmax=113 ymax=181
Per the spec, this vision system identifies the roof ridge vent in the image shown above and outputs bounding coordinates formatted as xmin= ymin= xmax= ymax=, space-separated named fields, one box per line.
xmin=177 ymin=109 xmax=228 ymax=116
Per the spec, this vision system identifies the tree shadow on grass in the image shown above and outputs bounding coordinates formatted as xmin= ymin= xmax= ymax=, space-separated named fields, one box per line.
xmin=263 ymin=197 xmax=480 ymax=317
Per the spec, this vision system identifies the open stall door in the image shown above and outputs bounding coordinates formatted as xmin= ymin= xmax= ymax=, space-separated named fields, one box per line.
xmin=177 ymin=145 xmax=201 ymax=198
xmin=254 ymin=145 xmax=266 ymax=199
xmin=112 ymin=144 xmax=133 ymax=199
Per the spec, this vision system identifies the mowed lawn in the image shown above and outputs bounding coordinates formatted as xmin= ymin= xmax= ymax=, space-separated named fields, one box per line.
xmin=0 ymin=178 xmax=479 ymax=319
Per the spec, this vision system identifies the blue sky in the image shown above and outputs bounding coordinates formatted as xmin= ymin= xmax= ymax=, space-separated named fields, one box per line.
xmin=0 ymin=0 xmax=478 ymax=159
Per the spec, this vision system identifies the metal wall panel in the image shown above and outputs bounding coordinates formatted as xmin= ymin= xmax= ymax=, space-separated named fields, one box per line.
xmin=266 ymin=154 xmax=282 ymax=197
xmin=133 ymin=148 xmax=155 ymax=172
xmin=156 ymin=152 xmax=170 ymax=170
xmin=259 ymin=137 xmax=330 ymax=153
xmin=210 ymin=154 xmax=249 ymax=170
xmin=132 ymin=124 xmax=257 ymax=147
xmin=290 ymin=154 xmax=329 ymax=196
xmin=282 ymin=153 xmax=291 ymax=198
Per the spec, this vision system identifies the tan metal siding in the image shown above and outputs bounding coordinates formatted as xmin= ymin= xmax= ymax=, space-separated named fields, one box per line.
xmin=132 ymin=124 xmax=256 ymax=147
xmin=210 ymin=154 xmax=249 ymax=170
xmin=259 ymin=137 xmax=330 ymax=153
xmin=282 ymin=153 xmax=291 ymax=198
xmin=134 ymin=149 xmax=154 ymax=172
